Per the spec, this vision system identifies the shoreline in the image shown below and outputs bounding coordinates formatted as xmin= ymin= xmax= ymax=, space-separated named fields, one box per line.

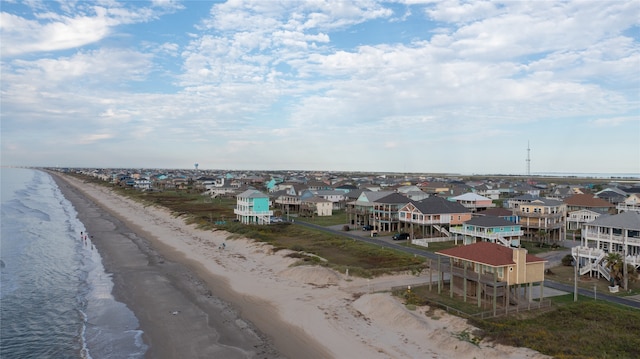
xmin=51 ymin=173 xmax=291 ymax=358
xmin=51 ymin=171 xmax=550 ymax=359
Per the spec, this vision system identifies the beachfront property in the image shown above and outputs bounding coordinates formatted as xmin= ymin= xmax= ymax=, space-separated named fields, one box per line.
xmin=435 ymin=242 xmax=547 ymax=316
xmin=234 ymin=189 xmax=273 ymax=225
xmin=397 ymin=197 xmax=472 ymax=240
xmin=508 ymin=196 xmax=567 ymax=242
xmin=449 ymin=216 xmax=524 ymax=247
xmin=572 ymin=211 xmax=640 ymax=284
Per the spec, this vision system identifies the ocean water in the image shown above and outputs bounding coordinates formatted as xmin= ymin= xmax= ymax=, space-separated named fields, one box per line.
xmin=0 ymin=168 xmax=147 ymax=358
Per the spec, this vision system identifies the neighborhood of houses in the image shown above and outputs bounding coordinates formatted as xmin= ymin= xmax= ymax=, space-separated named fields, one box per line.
xmin=70 ymin=168 xmax=640 ymax=311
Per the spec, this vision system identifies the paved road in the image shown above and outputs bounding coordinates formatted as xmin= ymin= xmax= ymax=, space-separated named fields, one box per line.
xmin=293 ymin=220 xmax=640 ymax=309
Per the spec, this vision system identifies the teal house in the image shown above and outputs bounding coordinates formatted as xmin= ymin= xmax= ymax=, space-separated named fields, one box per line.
xmin=450 ymin=216 xmax=523 ymax=247
xmin=234 ymin=189 xmax=273 ymax=225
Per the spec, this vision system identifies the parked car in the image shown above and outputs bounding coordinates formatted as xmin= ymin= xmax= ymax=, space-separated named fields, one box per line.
xmin=392 ymin=232 xmax=410 ymax=241
xmin=362 ymin=225 xmax=374 ymax=231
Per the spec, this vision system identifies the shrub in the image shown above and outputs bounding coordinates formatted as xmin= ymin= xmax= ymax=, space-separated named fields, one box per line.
xmin=561 ymin=254 xmax=574 ymax=266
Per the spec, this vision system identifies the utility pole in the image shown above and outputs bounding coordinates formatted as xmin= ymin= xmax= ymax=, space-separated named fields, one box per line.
xmin=574 ymin=253 xmax=578 ymax=302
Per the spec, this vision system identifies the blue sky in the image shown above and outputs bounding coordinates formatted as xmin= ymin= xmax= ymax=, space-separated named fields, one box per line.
xmin=1 ymin=0 xmax=639 ymax=175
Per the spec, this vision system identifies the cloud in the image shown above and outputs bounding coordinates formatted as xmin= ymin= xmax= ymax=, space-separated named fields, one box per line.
xmin=589 ymin=116 xmax=640 ymax=128
xmin=0 ymin=1 xmax=174 ymax=56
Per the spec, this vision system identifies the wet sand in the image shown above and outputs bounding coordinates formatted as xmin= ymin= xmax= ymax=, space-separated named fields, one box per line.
xmin=51 ymin=173 xmax=301 ymax=358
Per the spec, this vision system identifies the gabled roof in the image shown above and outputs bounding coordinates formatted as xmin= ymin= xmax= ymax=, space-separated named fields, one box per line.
xmin=529 ymin=198 xmax=564 ymax=206
xmin=451 ymin=192 xmax=492 ymax=202
xmin=374 ymin=192 xmax=411 ymax=204
xmin=410 ymin=196 xmax=469 ymax=214
xmin=478 ymin=207 xmax=513 ymax=217
xmin=237 ymin=189 xmax=268 ymax=198
xmin=587 ymin=211 xmax=640 ymax=230
xmin=356 ymin=191 xmax=395 ymax=204
xmin=564 ymin=194 xmax=614 ymax=208
xmin=464 ymin=216 xmax=517 ymax=228
xmin=437 ymin=242 xmax=545 ymax=267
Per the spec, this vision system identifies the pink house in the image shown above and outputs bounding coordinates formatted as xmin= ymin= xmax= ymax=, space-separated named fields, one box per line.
xmin=450 ymin=193 xmax=495 ymax=213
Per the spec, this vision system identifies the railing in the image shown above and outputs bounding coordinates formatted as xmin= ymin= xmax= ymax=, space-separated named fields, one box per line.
xmin=412 ymin=237 xmax=451 ymax=247
xmin=399 ymin=217 xmax=451 ymax=225
xmin=617 ymin=203 xmax=640 ymax=213
xmin=449 ymin=227 xmax=523 ymax=239
xmin=514 ymin=211 xmax=564 ymax=218
xmin=583 ymin=232 xmax=640 ymax=246
xmin=233 ymin=209 xmax=274 ymax=216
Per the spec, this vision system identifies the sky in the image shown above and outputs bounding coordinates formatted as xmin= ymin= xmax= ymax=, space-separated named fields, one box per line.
xmin=1 ymin=0 xmax=639 ymax=175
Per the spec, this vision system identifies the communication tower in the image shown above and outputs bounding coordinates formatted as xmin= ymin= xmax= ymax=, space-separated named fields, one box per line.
xmin=526 ymin=142 xmax=531 ymax=178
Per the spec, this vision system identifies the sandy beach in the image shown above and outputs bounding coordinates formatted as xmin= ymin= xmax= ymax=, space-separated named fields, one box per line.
xmin=52 ymin=172 xmax=550 ymax=359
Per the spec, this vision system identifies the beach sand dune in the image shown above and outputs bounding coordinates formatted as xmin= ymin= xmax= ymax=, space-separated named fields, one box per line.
xmin=53 ymin=172 xmax=550 ymax=359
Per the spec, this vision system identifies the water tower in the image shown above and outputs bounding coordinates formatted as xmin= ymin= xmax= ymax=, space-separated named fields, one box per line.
xmin=194 ymin=163 xmax=199 ymax=171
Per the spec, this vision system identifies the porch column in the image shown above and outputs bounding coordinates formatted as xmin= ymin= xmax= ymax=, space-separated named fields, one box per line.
xmin=493 ymin=271 xmax=497 ymax=317
xmin=505 ymin=284 xmax=510 ymax=315
xmin=539 ymin=281 xmax=544 ymax=308
xmin=450 ymin=259 xmax=454 ymax=298
xmin=437 ymin=256 xmax=442 ymax=294
xmin=463 ymin=262 xmax=468 ymax=303
xmin=477 ymin=269 xmax=481 ymax=308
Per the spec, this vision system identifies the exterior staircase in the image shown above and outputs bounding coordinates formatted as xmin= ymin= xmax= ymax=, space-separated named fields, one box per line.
xmin=433 ymin=224 xmax=450 ymax=237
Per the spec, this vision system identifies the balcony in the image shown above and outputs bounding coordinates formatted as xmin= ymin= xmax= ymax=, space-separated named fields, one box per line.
xmin=583 ymin=231 xmax=640 ymax=246
xmin=617 ymin=203 xmax=640 ymax=213
xmin=450 ymin=227 xmax=523 ymax=239
xmin=514 ymin=211 xmax=564 ymax=219
xmin=234 ymin=208 xmax=274 ymax=217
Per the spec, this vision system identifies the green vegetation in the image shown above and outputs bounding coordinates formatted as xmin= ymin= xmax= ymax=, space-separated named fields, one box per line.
xmin=73 ymin=174 xmax=425 ymax=278
xmin=476 ymin=297 xmax=640 ymax=359
xmin=397 ymin=284 xmax=640 ymax=359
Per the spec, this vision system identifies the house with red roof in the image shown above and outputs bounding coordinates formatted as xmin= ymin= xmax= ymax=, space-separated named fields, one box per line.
xmin=435 ymin=242 xmax=546 ymax=315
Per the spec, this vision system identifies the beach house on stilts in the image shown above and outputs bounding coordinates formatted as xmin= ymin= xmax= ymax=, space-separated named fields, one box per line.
xmin=572 ymin=211 xmax=640 ymax=288
xmin=436 ymin=242 xmax=547 ymax=317
xmin=234 ymin=189 xmax=273 ymax=225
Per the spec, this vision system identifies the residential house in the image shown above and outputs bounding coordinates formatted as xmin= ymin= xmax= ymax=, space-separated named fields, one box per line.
xmin=512 ymin=198 xmax=567 ymax=242
xmin=271 ymin=189 xmax=301 ymax=215
xmin=617 ymin=194 xmax=640 ymax=213
xmin=300 ymin=196 xmax=333 ymax=217
xmin=572 ymin=211 xmax=640 ymax=284
xmin=567 ymin=209 xmax=602 ymax=232
xmin=371 ymin=193 xmax=411 ymax=233
xmin=450 ymin=192 xmax=496 ymax=213
xmin=435 ymin=242 xmax=546 ymax=315
xmin=474 ymin=184 xmax=500 ymax=200
xmin=564 ymin=194 xmax=614 ymax=214
xmin=312 ymin=190 xmax=347 ymax=210
xmin=563 ymin=193 xmax=615 ymax=232
xmin=346 ymin=191 xmax=394 ymax=227
xmin=398 ymin=197 xmax=472 ymax=239
xmin=234 ymin=189 xmax=273 ymax=225
xmin=133 ymin=178 xmax=152 ymax=190
xmin=450 ymin=216 xmax=524 ymax=247
xmin=596 ymin=187 xmax=629 ymax=205
xmin=477 ymin=207 xmax=520 ymax=224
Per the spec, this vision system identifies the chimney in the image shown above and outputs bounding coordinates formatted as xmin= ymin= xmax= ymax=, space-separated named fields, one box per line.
xmin=512 ymin=247 xmax=527 ymax=284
